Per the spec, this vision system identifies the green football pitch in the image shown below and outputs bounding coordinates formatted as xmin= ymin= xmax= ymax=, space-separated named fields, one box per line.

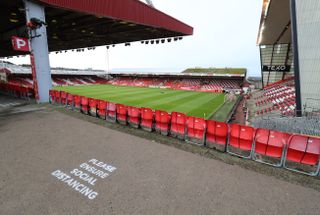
xmin=54 ymin=84 xmax=227 ymax=119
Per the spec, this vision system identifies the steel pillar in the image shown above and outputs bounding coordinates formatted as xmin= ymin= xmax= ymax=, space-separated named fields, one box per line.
xmin=24 ymin=0 xmax=52 ymax=103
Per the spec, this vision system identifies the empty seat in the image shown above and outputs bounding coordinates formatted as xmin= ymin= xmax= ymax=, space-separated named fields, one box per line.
xmin=253 ymin=128 xmax=290 ymax=167
xmin=116 ymin=104 xmax=127 ymax=125
xmin=73 ymin=95 xmax=81 ymax=111
xmin=97 ymin=100 xmax=107 ymax=119
xmin=186 ymin=116 xmax=206 ymax=145
xmin=49 ymin=90 xmax=56 ymax=104
xmin=80 ymin=96 xmax=89 ymax=114
xmin=141 ymin=108 xmax=154 ymax=132
xmin=170 ymin=112 xmax=187 ymax=139
xmin=227 ymin=124 xmax=255 ymax=158
xmin=155 ymin=110 xmax=171 ymax=136
xmin=88 ymin=98 xmax=97 ymax=117
xmin=127 ymin=106 xmax=141 ymax=128
xmin=60 ymin=91 xmax=67 ymax=105
xmin=106 ymin=102 xmax=116 ymax=122
xmin=66 ymin=93 xmax=74 ymax=108
xmin=284 ymin=134 xmax=320 ymax=176
xmin=205 ymin=120 xmax=228 ymax=152
xmin=54 ymin=90 xmax=61 ymax=104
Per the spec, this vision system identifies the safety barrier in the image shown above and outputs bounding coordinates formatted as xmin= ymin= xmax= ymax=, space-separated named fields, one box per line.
xmin=49 ymin=89 xmax=320 ymax=177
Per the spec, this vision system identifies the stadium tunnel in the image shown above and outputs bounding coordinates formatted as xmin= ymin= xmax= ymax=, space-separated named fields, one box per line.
xmin=0 ymin=0 xmax=193 ymax=102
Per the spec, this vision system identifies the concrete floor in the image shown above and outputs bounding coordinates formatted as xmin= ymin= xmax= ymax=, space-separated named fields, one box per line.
xmin=0 ymin=105 xmax=320 ymax=215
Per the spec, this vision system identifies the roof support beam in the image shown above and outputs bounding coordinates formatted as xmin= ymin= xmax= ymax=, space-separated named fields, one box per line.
xmin=290 ymin=0 xmax=302 ymax=117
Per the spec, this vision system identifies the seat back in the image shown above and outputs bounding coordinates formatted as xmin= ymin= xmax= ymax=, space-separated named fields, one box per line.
xmin=254 ymin=129 xmax=290 ymax=158
xmin=155 ymin=110 xmax=171 ymax=135
xmin=127 ymin=106 xmax=141 ymax=128
xmin=227 ymin=124 xmax=255 ymax=158
xmin=284 ymin=134 xmax=320 ymax=176
xmin=141 ymin=108 xmax=154 ymax=131
xmin=186 ymin=116 xmax=206 ymax=145
xmin=54 ymin=90 xmax=61 ymax=103
xmin=286 ymin=135 xmax=320 ymax=165
xmin=106 ymin=102 xmax=116 ymax=122
xmin=60 ymin=91 xmax=67 ymax=105
xmin=66 ymin=93 xmax=74 ymax=107
xmin=49 ymin=90 xmax=56 ymax=104
xmin=170 ymin=112 xmax=187 ymax=139
xmin=88 ymin=98 xmax=97 ymax=116
xmin=97 ymin=100 xmax=107 ymax=119
xmin=116 ymin=104 xmax=127 ymax=124
xmin=205 ymin=120 xmax=228 ymax=151
xmin=80 ymin=96 xmax=89 ymax=114
xmin=73 ymin=95 xmax=81 ymax=110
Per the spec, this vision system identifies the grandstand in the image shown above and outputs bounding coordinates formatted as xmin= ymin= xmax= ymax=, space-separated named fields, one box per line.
xmin=0 ymin=61 xmax=109 ymax=98
xmin=107 ymin=71 xmax=245 ymax=93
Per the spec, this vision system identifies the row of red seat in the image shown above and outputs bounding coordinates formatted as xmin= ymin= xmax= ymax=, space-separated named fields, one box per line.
xmin=50 ymin=90 xmax=320 ymax=177
xmin=0 ymin=82 xmax=34 ymax=98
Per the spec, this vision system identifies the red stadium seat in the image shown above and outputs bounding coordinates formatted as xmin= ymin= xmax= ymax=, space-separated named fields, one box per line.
xmin=155 ymin=110 xmax=171 ymax=136
xmin=73 ymin=95 xmax=81 ymax=111
xmin=205 ymin=120 xmax=228 ymax=152
xmin=170 ymin=112 xmax=187 ymax=139
xmin=49 ymin=90 xmax=56 ymax=104
xmin=106 ymin=102 xmax=116 ymax=122
xmin=116 ymin=104 xmax=127 ymax=125
xmin=88 ymin=98 xmax=97 ymax=117
xmin=80 ymin=96 xmax=89 ymax=114
xmin=253 ymin=128 xmax=290 ymax=167
xmin=284 ymin=135 xmax=320 ymax=176
xmin=60 ymin=91 xmax=67 ymax=105
xmin=227 ymin=124 xmax=255 ymax=158
xmin=97 ymin=100 xmax=107 ymax=119
xmin=54 ymin=90 xmax=61 ymax=104
xmin=141 ymin=108 xmax=154 ymax=132
xmin=127 ymin=106 xmax=141 ymax=128
xmin=186 ymin=116 xmax=206 ymax=145
xmin=66 ymin=93 xmax=74 ymax=108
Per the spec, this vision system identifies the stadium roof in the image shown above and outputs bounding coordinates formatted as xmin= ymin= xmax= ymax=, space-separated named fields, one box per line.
xmin=0 ymin=0 xmax=193 ymax=57
xmin=257 ymin=0 xmax=291 ymax=45
xmin=182 ymin=68 xmax=247 ymax=77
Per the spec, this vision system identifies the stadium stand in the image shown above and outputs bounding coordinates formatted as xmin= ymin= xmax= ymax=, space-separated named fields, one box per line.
xmin=0 ymin=61 xmax=109 ymax=99
xmin=49 ymin=89 xmax=320 ymax=177
xmin=108 ymin=76 xmax=242 ymax=93
xmin=250 ymin=77 xmax=296 ymax=116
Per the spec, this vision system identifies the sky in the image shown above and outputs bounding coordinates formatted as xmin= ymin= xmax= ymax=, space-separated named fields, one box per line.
xmin=8 ymin=0 xmax=263 ymax=76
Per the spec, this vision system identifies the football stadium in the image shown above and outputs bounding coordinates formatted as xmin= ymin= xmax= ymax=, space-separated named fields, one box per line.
xmin=1 ymin=0 xmax=320 ymax=214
